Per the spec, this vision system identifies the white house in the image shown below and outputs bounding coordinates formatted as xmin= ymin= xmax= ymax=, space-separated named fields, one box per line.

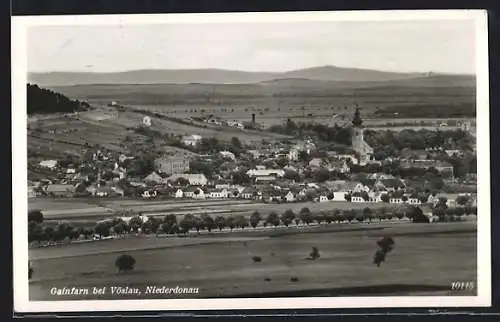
xmin=309 ymin=158 xmax=323 ymax=168
xmin=351 ymin=196 xmax=365 ymax=203
xmin=332 ymin=191 xmax=347 ymax=202
xmin=66 ymin=168 xmax=76 ymax=174
xmin=39 ymin=160 xmax=58 ymax=169
xmin=219 ymin=151 xmax=236 ymax=161
xmin=407 ymin=198 xmax=422 ymax=205
xmin=209 ymin=189 xmax=228 ymax=199
xmin=182 ymin=134 xmax=202 ymax=147
xmin=175 ymin=189 xmax=184 ymax=198
xmin=288 ymin=149 xmax=299 ymax=161
xmin=141 ymin=190 xmax=158 ymax=198
xmin=184 ymin=187 xmax=206 ymax=199
xmin=246 ymin=169 xmax=285 ymax=178
xmin=390 ymin=198 xmax=403 ymax=204
xmin=319 ymin=195 xmax=329 ymax=203
xmin=168 ymin=174 xmax=208 ymax=186
xmin=284 ymin=191 xmax=296 ymax=202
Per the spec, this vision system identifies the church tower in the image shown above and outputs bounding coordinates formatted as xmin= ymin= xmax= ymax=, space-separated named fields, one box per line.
xmin=351 ymin=108 xmax=364 ymax=152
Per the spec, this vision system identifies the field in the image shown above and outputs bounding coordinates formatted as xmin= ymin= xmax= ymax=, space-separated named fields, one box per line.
xmin=29 ymin=222 xmax=477 ymax=300
xmin=29 ymin=198 xmax=424 ymax=222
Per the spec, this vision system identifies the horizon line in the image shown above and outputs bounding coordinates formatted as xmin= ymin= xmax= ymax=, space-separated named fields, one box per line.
xmin=27 ymin=64 xmax=476 ymax=76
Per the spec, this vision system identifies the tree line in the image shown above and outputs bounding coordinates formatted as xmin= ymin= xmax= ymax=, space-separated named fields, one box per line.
xmin=27 ymin=84 xmax=90 ymax=115
xmin=29 ymin=205 xmax=452 ymax=244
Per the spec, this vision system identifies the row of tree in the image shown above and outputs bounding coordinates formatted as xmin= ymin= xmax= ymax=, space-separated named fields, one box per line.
xmin=29 ymin=205 xmax=442 ymax=244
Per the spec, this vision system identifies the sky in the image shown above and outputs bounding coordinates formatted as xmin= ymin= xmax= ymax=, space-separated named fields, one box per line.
xmin=27 ymin=19 xmax=476 ymax=74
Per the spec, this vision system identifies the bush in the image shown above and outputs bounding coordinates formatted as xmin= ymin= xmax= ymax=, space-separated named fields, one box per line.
xmin=290 ymin=276 xmax=299 ymax=282
xmin=252 ymin=256 xmax=262 ymax=263
xmin=28 ymin=210 xmax=44 ymax=224
xmin=115 ymin=254 xmax=136 ymax=272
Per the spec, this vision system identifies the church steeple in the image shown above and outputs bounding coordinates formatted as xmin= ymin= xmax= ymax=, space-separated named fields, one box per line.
xmin=352 ymin=108 xmax=363 ymax=127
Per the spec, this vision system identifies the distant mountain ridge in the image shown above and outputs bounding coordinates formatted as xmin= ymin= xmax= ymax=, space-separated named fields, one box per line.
xmin=28 ymin=65 xmax=471 ymax=86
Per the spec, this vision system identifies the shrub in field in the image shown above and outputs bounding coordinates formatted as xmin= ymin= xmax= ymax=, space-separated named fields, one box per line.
xmin=374 ymin=236 xmax=395 ymax=267
xmin=252 ymin=256 xmax=262 ymax=263
xmin=115 ymin=254 xmax=136 ymax=272
xmin=290 ymin=276 xmax=299 ymax=282
xmin=266 ymin=212 xmax=280 ymax=227
xmin=28 ymin=262 xmax=33 ymax=280
xmin=306 ymin=247 xmax=320 ymax=260
xmin=250 ymin=211 xmax=262 ymax=228
xmin=28 ymin=210 xmax=44 ymax=224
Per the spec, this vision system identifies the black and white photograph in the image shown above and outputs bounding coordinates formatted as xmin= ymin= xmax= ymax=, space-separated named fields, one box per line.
xmin=12 ymin=10 xmax=490 ymax=312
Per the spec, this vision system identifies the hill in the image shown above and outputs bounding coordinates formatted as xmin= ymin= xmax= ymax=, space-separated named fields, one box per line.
xmin=27 ymin=65 xmax=469 ymax=86
xmin=27 ymin=84 xmax=91 ymax=115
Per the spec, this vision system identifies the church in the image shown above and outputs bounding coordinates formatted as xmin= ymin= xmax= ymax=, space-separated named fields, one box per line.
xmin=351 ymin=108 xmax=374 ymax=165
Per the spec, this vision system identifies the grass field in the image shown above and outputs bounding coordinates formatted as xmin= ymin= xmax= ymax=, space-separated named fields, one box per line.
xmin=28 ymin=222 xmax=477 ymax=300
xmin=29 ymin=197 xmax=424 ymax=221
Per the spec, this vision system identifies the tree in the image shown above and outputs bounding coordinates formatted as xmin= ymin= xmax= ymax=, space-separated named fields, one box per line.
xmin=314 ymin=212 xmax=326 ymax=224
xmin=401 ymin=195 xmax=408 ymax=202
xmin=456 ymin=195 xmax=470 ymax=206
xmin=179 ymin=214 xmax=196 ymax=235
xmin=232 ymin=171 xmax=251 ymax=185
xmin=28 ymin=261 xmax=33 ymax=280
xmin=142 ymin=217 xmax=161 ymax=235
xmin=162 ymin=214 xmax=178 ymax=233
xmin=128 ymin=216 xmax=144 ymax=233
xmin=280 ymin=209 xmax=296 ymax=227
xmin=284 ymin=170 xmax=301 ymax=182
xmin=225 ymin=215 xmax=236 ymax=231
xmin=174 ymin=177 xmax=190 ymax=186
xmin=43 ymin=226 xmax=55 ymax=241
xmin=250 ymin=211 xmax=262 ymax=228
xmin=380 ymin=194 xmax=390 ymax=203
xmin=230 ymin=136 xmax=243 ymax=156
xmin=266 ymin=212 xmax=280 ymax=227
xmin=215 ymin=216 xmax=226 ymax=231
xmin=362 ymin=207 xmax=373 ymax=222
xmin=113 ymin=222 xmax=126 ymax=236
xmin=299 ymin=207 xmax=313 ymax=225
xmin=235 ymin=215 xmax=249 ymax=229
xmin=28 ymin=210 xmax=44 ymax=224
xmin=115 ymin=254 xmax=136 ymax=272
xmin=344 ymin=210 xmax=355 ymax=222
xmin=344 ymin=193 xmax=352 ymax=202
xmin=28 ymin=222 xmax=43 ymax=243
xmin=95 ymin=222 xmax=110 ymax=238
xmin=314 ymin=168 xmax=331 ymax=183
xmin=201 ymin=214 xmax=215 ymax=232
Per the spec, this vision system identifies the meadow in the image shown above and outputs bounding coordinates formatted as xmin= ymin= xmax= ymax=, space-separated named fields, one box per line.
xmin=29 ymin=222 xmax=477 ymax=300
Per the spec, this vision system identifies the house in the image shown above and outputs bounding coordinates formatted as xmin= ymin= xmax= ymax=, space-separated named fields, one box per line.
xmin=209 ymin=188 xmax=228 ymax=199
xmin=39 ymin=160 xmax=58 ymax=169
xmin=351 ymin=196 xmax=365 ymax=203
xmin=174 ymin=188 xmax=184 ymax=198
xmin=241 ymin=187 xmax=257 ymax=200
xmin=66 ymin=168 xmax=76 ymax=174
xmin=407 ymin=198 xmax=422 ymax=205
xmin=332 ymin=191 xmax=347 ymax=202
xmin=167 ymin=174 xmax=208 ymax=186
xmin=219 ymin=151 xmax=236 ymax=161
xmin=111 ymin=186 xmax=125 ymax=196
xmin=309 ymin=158 xmax=323 ymax=168
xmin=141 ymin=190 xmax=158 ymax=198
xmin=288 ymin=148 xmax=299 ymax=161
xmin=143 ymin=172 xmax=164 ymax=184
xmin=95 ymin=186 xmax=113 ymax=197
xmin=390 ymin=198 xmax=404 ymax=204
xmin=247 ymin=150 xmax=261 ymax=159
xmin=246 ymin=169 xmax=285 ymax=178
xmin=27 ymin=185 xmax=37 ymax=198
xmin=45 ymin=184 xmax=75 ymax=197
xmin=255 ymin=175 xmax=276 ymax=184
xmin=319 ymin=195 xmax=329 ymax=203
xmin=183 ymin=186 xmax=206 ymax=199
xmin=155 ymin=155 xmax=190 ymax=175
xmin=182 ymin=134 xmax=202 ymax=147
xmin=328 ymin=160 xmax=350 ymax=173
xmin=284 ymin=191 xmax=296 ymax=202
xmin=375 ymin=179 xmax=405 ymax=192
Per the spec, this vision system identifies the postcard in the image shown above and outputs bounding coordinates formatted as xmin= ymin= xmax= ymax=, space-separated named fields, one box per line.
xmin=12 ymin=9 xmax=490 ymax=313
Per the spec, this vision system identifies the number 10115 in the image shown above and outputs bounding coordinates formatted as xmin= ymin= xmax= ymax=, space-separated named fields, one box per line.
xmin=451 ymin=281 xmax=475 ymax=291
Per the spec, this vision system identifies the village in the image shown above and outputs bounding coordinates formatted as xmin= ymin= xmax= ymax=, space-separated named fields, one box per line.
xmin=28 ymin=108 xmax=478 ymax=228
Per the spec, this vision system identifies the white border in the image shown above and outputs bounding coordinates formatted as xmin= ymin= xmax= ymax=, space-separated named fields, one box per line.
xmin=12 ymin=10 xmax=491 ymax=313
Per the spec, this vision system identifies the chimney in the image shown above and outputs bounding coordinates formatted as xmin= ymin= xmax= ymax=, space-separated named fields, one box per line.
xmin=252 ymin=113 xmax=256 ymax=125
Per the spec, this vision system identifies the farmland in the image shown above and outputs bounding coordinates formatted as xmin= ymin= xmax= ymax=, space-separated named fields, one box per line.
xmin=29 ymin=197 xmax=427 ymax=222
xmin=29 ymin=221 xmax=477 ymax=300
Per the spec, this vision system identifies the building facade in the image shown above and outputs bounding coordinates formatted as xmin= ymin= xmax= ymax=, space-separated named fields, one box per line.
xmin=155 ymin=155 xmax=190 ymax=175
